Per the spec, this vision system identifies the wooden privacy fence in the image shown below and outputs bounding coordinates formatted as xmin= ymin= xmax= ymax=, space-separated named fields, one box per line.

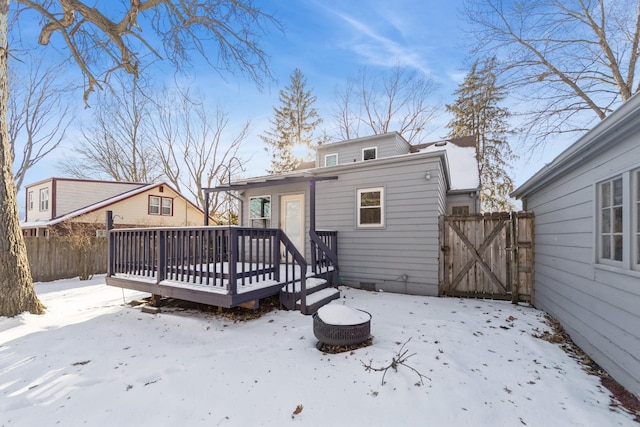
xmin=439 ymin=212 xmax=534 ymax=303
xmin=25 ymin=237 xmax=108 ymax=282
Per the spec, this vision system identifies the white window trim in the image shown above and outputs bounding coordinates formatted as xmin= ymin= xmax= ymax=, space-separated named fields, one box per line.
xmin=324 ymin=153 xmax=338 ymax=167
xmin=357 ymin=187 xmax=384 ymax=228
xmin=161 ymin=198 xmax=173 ymax=216
xmin=596 ymin=175 xmax=624 ymax=266
xmin=149 ymin=196 xmax=173 ymax=216
xmin=362 ymin=146 xmax=377 ymax=161
xmin=28 ymin=191 xmax=33 ymax=211
xmin=249 ymin=195 xmax=271 ymax=227
xmin=634 ymin=170 xmax=640 ymax=269
xmin=149 ymin=196 xmax=161 ymax=215
xmin=39 ymin=188 xmax=49 ymax=211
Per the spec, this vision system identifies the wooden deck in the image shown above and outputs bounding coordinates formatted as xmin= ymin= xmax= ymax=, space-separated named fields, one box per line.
xmin=105 ymin=225 xmax=339 ymax=314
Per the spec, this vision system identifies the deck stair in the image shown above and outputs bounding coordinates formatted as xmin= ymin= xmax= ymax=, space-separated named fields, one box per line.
xmin=280 ymin=277 xmax=340 ymax=314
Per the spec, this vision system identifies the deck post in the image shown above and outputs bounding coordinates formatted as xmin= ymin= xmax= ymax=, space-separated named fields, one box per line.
xmin=157 ymin=230 xmax=166 ymax=283
xmin=228 ymin=227 xmax=238 ymax=295
xmin=331 ymin=232 xmax=339 ymax=286
xmin=309 ymin=181 xmax=317 ymax=270
xmin=273 ymin=230 xmax=281 ymax=282
xmin=310 ymin=180 xmax=316 ymax=232
xmin=106 ymin=211 xmax=114 ymax=276
xmin=204 ymin=191 xmax=210 ymax=225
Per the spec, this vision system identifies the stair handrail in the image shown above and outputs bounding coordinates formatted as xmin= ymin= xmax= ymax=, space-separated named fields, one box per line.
xmin=277 ymin=230 xmax=308 ymax=313
xmin=309 ymin=230 xmax=339 ymax=286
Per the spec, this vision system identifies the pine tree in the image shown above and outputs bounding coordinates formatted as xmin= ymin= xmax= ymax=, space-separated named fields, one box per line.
xmin=261 ymin=69 xmax=322 ymax=174
xmin=446 ymin=57 xmax=517 ymax=212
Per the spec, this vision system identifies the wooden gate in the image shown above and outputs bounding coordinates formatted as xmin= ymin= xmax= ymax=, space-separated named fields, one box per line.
xmin=439 ymin=212 xmax=534 ymax=303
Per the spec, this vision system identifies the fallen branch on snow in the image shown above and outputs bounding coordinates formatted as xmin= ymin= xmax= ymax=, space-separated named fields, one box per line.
xmin=361 ymin=337 xmax=431 ymax=386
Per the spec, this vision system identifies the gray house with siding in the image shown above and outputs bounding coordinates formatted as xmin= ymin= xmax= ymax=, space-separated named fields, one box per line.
xmin=225 ymin=132 xmax=480 ymax=296
xmin=512 ymin=95 xmax=640 ymax=398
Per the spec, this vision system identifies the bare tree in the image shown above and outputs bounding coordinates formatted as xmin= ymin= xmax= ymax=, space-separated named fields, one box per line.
xmin=0 ymin=0 xmax=45 ymax=316
xmin=0 ymin=0 xmax=279 ymax=316
xmin=14 ymin=0 xmax=279 ymax=103
xmin=332 ymin=78 xmax=360 ymax=141
xmin=9 ymin=55 xmax=71 ymax=192
xmin=331 ymin=66 xmax=440 ymax=143
xmin=60 ymin=75 xmax=162 ymax=182
xmin=149 ymin=86 xmax=250 ymax=218
xmin=464 ymin=0 xmax=640 ymax=146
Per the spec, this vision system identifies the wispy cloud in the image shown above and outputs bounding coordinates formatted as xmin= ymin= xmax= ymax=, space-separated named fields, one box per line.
xmin=330 ymin=10 xmax=433 ymax=75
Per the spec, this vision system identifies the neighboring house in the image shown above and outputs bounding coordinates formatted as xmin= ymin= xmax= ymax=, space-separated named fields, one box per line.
xmin=22 ymin=178 xmax=205 ymax=237
xmin=212 ymin=132 xmax=480 ymax=296
xmin=512 ymin=95 xmax=640 ymax=398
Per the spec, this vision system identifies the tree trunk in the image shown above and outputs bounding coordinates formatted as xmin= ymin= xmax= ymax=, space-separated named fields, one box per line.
xmin=0 ymin=0 xmax=45 ymax=316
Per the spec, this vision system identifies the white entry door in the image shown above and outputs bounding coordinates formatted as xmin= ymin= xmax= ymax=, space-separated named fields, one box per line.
xmin=280 ymin=194 xmax=305 ymax=257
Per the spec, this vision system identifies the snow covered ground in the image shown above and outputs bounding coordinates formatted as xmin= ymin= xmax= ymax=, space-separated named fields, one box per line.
xmin=0 ymin=275 xmax=636 ymax=426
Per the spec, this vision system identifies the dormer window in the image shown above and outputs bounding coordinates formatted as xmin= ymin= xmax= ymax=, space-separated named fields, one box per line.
xmin=325 ymin=153 xmax=338 ymax=167
xmin=363 ymin=147 xmax=377 ymax=161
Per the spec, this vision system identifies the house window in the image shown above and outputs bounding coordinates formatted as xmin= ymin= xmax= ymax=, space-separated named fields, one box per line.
xmin=357 ymin=187 xmax=384 ymax=227
xmin=451 ymin=205 xmax=470 ymax=216
xmin=250 ymin=195 xmax=271 ymax=228
xmin=149 ymin=196 xmax=160 ymax=215
xmin=162 ymin=198 xmax=173 ymax=216
xmin=28 ymin=191 xmax=33 ymax=211
xmin=149 ymin=196 xmax=173 ymax=216
xmin=325 ymin=153 xmax=338 ymax=167
xmin=598 ymin=176 xmax=623 ymax=262
xmin=636 ymin=171 xmax=640 ymax=265
xmin=39 ymin=188 xmax=49 ymax=211
xmin=363 ymin=147 xmax=377 ymax=161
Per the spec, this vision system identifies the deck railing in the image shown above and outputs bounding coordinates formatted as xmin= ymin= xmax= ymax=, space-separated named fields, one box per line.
xmin=108 ymin=226 xmax=307 ymax=299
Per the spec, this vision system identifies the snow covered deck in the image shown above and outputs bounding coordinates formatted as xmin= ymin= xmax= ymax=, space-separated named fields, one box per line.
xmin=105 ymin=225 xmax=339 ymax=313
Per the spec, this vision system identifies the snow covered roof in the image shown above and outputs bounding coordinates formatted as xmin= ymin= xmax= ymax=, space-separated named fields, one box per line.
xmin=420 ymin=141 xmax=480 ymax=190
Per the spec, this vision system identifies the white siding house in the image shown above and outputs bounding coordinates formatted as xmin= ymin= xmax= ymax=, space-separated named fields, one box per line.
xmin=513 ymin=95 xmax=640 ymax=398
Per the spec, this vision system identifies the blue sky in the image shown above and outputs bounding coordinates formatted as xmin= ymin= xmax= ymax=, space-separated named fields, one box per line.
xmin=17 ymin=0 xmax=573 ymax=197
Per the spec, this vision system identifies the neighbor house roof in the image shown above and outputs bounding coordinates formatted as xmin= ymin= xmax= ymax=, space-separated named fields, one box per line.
xmin=512 ymin=93 xmax=640 ymax=199
xmin=21 ymin=182 xmax=201 ymax=228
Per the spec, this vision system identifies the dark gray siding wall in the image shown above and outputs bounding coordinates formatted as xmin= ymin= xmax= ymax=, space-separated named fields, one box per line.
xmin=314 ymin=156 xmax=445 ymax=296
xmin=523 ymin=133 xmax=640 ymax=397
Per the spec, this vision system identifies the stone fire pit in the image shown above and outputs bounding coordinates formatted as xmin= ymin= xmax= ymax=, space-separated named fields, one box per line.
xmin=313 ymin=304 xmax=371 ymax=347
